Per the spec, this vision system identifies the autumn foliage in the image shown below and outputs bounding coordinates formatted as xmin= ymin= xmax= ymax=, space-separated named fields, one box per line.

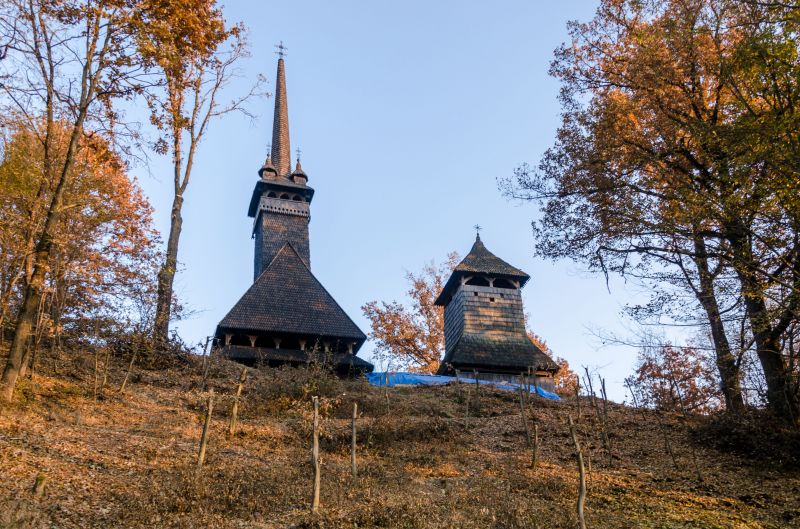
xmin=0 ymin=122 xmax=160 ymax=346
xmin=631 ymin=343 xmax=720 ymax=414
xmin=362 ymin=253 xmax=459 ymax=373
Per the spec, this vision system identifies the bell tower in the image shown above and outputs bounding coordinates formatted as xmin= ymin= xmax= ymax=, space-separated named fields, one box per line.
xmin=248 ymin=51 xmax=314 ymax=279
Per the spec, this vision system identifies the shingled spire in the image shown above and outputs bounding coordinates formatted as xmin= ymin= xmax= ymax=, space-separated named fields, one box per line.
xmin=270 ymin=55 xmax=291 ymax=177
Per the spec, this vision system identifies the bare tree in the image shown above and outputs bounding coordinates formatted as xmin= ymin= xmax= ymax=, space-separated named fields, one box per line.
xmin=137 ymin=1 xmax=264 ymax=346
xmin=0 ymin=0 xmax=146 ymax=401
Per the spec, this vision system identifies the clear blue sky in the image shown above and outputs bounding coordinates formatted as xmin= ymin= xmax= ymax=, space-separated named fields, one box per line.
xmin=133 ymin=1 xmax=681 ymax=402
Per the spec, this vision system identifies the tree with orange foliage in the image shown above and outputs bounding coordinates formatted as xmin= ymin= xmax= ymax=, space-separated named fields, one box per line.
xmin=502 ymin=0 xmax=800 ymax=421
xmin=632 ymin=343 xmax=720 ymax=415
xmin=362 ymin=253 xmax=459 ymax=373
xmin=0 ymin=122 xmax=160 ymax=367
xmin=0 ymin=0 xmax=151 ymax=401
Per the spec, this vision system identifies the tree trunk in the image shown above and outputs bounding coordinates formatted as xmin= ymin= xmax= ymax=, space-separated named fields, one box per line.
xmin=153 ymin=192 xmax=184 ymax=346
xmin=692 ymin=234 xmax=745 ymax=413
xmin=1 ymin=119 xmax=86 ymax=401
xmin=726 ymin=222 xmax=799 ymax=423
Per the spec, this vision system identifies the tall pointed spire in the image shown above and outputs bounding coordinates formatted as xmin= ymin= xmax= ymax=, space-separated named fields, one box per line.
xmin=270 ymin=48 xmax=291 ymax=177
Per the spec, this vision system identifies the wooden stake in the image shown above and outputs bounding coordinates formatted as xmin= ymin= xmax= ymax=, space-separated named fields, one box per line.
xmin=568 ymin=415 xmax=587 ymax=529
xmin=197 ymin=390 xmax=214 ymax=467
xmin=228 ymin=367 xmax=248 ymax=437
xmin=93 ymin=347 xmax=100 ymax=402
xmin=473 ymin=370 xmax=480 ymax=412
xmin=583 ymin=367 xmax=598 ymax=415
xmin=311 ymin=396 xmax=321 ymax=512
xmin=383 ymin=371 xmax=390 ymax=414
xmin=464 ymin=382 xmax=471 ymax=423
xmin=100 ymin=347 xmax=111 ymax=395
xmin=119 ymin=346 xmax=138 ymax=394
xmin=532 ymin=422 xmax=539 ymax=470
xmin=32 ymin=473 xmax=46 ymax=498
xmin=351 ymin=402 xmax=358 ymax=479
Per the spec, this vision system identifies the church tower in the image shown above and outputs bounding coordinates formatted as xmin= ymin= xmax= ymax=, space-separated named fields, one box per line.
xmin=248 ymin=54 xmax=313 ymax=279
xmin=215 ymin=50 xmax=372 ymax=374
xmin=434 ymin=233 xmax=558 ymax=388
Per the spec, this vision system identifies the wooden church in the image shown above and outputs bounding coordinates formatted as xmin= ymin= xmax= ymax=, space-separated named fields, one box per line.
xmin=435 ymin=234 xmax=558 ymax=389
xmin=214 ymin=54 xmax=373 ymax=374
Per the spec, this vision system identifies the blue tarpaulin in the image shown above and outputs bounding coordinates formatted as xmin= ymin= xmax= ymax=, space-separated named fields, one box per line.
xmin=366 ymin=372 xmax=560 ymax=401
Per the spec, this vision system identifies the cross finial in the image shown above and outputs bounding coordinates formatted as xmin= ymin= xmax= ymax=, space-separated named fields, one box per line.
xmin=275 ymin=41 xmax=288 ymax=59
xmin=295 ymin=147 xmax=301 ymax=162
xmin=474 ymin=224 xmax=482 ymax=240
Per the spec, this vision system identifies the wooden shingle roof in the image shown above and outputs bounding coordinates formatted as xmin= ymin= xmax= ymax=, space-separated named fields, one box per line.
xmin=438 ymin=334 xmax=558 ymax=374
xmin=216 ymin=243 xmax=366 ymax=344
xmin=435 ymin=235 xmax=530 ymax=305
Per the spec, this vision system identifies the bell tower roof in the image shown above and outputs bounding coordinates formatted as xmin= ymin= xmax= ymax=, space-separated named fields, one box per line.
xmin=434 ymin=234 xmax=530 ymax=306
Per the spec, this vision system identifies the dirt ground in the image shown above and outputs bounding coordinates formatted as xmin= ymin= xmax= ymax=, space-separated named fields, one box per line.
xmin=1 ymin=350 xmax=799 ymax=528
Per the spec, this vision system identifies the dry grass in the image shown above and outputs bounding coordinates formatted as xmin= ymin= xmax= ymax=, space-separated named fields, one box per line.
xmin=1 ymin=348 xmax=799 ymax=528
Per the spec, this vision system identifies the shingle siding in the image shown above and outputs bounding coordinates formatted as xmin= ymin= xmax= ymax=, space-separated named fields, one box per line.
xmin=436 ymin=238 xmax=558 ymax=376
xmin=254 ymin=209 xmax=310 ymax=279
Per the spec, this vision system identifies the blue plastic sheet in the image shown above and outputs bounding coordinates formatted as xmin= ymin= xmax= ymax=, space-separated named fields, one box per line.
xmin=366 ymin=371 xmax=560 ymax=401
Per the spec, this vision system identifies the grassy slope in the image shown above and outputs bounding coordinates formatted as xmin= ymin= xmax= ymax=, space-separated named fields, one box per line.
xmin=0 ymin=351 xmax=799 ymax=529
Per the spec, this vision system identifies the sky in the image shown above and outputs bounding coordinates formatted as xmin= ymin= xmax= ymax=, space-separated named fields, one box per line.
xmin=132 ymin=1 xmax=680 ymax=403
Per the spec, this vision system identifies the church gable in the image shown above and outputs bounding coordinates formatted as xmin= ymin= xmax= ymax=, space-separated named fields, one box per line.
xmin=217 ymin=243 xmax=365 ymax=343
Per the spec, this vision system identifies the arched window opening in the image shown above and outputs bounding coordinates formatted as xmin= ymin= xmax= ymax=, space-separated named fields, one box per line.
xmin=494 ymin=278 xmax=517 ymax=289
xmin=279 ymin=193 xmax=290 ymax=200
xmin=465 ymin=276 xmax=490 ymax=287
xmin=267 ymin=192 xmax=277 ymax=198
xmin=292 ymin=195 xmax=302 ymax=201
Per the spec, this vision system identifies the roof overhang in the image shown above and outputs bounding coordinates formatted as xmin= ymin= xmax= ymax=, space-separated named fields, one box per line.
xmin=434 ymin=271 xmax=531 ymax=306
xmin=248 ymin=179 xmax=315 ymax=217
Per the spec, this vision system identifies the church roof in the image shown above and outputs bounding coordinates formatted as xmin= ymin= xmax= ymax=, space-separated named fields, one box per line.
xmin=216 ymin=243 xmax=366 ymax=345
xmin=435 ymin=235 xmax=530 ymax=305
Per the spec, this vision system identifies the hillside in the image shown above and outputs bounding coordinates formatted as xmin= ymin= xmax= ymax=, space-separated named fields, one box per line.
xmin=1 ymin=350 xmax=799 ymax=529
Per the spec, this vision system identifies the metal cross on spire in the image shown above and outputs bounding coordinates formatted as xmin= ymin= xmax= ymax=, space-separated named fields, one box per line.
xmin=295 ymin=147 xmax=302 ymax=161
xmin=274 ymin=41 xmax=288 ymax=59
xmin=474 ymin=224 xmax=482 ymax=240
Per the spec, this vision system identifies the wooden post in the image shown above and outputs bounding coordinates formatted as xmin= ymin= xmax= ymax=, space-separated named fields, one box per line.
xmin=228 ymin=367 xmax=248 ymax=437
xmin=520 ymin=372 xmax=529 ymax=408
xmin=119 ymin=347 xmax=138 ymax=394
xmin=100 ymin=347 xmax=111 ymax=395
xmin=311 ymin=396 xmax=321 ymax=512
xmin=384 ymin=371 xmax=390 ymax=414
xmin=197 ymin=390 xmax=214 ymax=467
xmin=93 ymin=347 xmax=100 ymax=401
xmin=583 ymin=367 xmax=598 ymax=415
xmin=473 ymin=370 xmax=480 ymax=413
xmin=351 ymin=402 xmax=358 ymax=479
xmin=568 ymin=415 xmax=587 ymax=529
xmin=32 ymin=473 xmax=46 ymax=498
xmin=532 ymin=422 xmax=539 ymax=470
xmin=464 ymin=381 xmax=471 ymax=423
xmin=200 ymin=338 xmax=213 ymax=391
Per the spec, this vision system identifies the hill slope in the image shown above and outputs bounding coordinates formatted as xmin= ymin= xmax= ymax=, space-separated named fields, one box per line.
xmin=1 ymin=351 xmax=798 ymax=528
